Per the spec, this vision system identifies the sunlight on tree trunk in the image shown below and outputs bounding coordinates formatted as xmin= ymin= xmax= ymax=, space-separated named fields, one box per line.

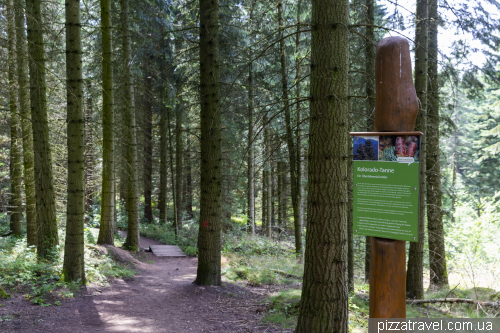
xmin=7 ymin=0 xmax=22 ymax=236
xmin=15 ymin=0 xmax=36 ymax=245
xmin=26 ymin=0 xmax=59 ymax=256
xmin=407 ymin=0 xmax=427 ymax=300
xmin=426 ymin=0 xmax=449 ymax=291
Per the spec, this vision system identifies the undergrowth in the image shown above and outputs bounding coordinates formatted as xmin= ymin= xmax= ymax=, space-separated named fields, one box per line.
xmin=222 ymin=235 xmax=302 ymax=286
xmin=0 ymin=228 xmax=134 ymax=307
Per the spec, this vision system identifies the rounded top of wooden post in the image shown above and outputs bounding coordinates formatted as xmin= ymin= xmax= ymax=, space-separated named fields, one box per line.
xmin=374 ymin=37 xmax=418 ymax=132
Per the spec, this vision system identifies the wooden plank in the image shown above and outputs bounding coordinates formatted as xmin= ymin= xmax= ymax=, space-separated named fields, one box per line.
xmin=149 ymin=245 xmax=186 ymax=257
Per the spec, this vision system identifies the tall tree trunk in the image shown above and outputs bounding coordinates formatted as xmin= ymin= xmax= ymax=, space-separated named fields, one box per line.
xmin=15 ymin=0 xmax=36 ymax=245
xmin=26 ymin=0 xmax=59 ymax=256
xmin=195 ymin=0 xmax=222 ymax=286
xmin=262 ymin=169 xmax=267 ymax=233
xmin=295 ymin=0 xmax=349 ymax=330
xmin=63 ymin=0 xmax=85 ymax=283
xmin=7 ymin=0 xmax=23 ymax=236
xmin=121 ymin=0 xmax=140 ymax=250
xmin=267 ymin=166 xmax=272 ymax=238
xmin=167 ymin=106 xmax=178 ymax=234
xmin=159 ymin=44 xmax=170 ymax=225
xmin=185 ymin=132 xmax=193 ymax=219
xmin=295 ymin=0 xmax=304 ymax=259
xmin=159 ymin=98 xmax=169 ymax=225
xmin=451 ymin=103 xmax=457 ymax=224
xmin=277 ymin=160 xmax=284 ymax=231
xmin=264 ymin=115 xmax=272 ymax=239
xmin=247 ymin=63 xmax=255 ymax=236
xmin=364 ymin=0 xmax=375 ymax=283
xmin=175 ymin=92 xmax=183 ymax=229
xmin=278 ymin=0 xmax=301 ymax=254
xmin=347 ymin=105 xmax=354 ymax=293
xmin=84 ymin=82 xmax=94 ymax=223
xmin=426 ymin=0 xmax=448 ymax=290
xmin=407 ymin=0 xmax=427 ymax=299
xmin=143 ymin=60 xmax=154 ymax=223
xmin=97 ymin=0 xmax=115 ymax=245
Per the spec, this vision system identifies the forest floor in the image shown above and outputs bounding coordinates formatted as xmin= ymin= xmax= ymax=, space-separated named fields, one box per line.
xmin=0 ymin=233 xmax=291 ymax=333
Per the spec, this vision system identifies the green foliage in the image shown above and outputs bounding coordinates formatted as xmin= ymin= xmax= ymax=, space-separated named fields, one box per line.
xmin=0 ymin=233 xmax=134 ymax=306
xmin=445 ymin=199 xmax=500 ymax=292
xmin=223 ymin=235 xmax=295 ymax=256
xmin=0 ymin=213 xmax=9 ymax=234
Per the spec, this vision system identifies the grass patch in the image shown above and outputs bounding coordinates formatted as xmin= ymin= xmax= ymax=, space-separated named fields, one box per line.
xmin=222 ymin=235 xmax=302 ymax=286
xmin=263 ymin=289 xmax=301 ymax=329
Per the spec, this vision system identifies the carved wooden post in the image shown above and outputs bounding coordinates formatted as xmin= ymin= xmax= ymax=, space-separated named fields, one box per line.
xmin=369 ymin=37 xmax=418 ymax=318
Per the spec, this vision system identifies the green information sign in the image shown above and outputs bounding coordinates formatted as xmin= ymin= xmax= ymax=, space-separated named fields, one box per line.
xmin=351 ymin=133 xmax=422 ymax=242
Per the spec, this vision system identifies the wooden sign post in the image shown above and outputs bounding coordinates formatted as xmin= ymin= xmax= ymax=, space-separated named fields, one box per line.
xmin=369 ymin=37 xmax=419 ymax=318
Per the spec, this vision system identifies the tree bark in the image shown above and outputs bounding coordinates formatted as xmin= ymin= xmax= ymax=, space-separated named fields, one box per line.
xmin=347 ymin=106 xmax=354 ymax=293
xmin=406 ymin=0 xmax=427 ymax=300
xmin=7 ymin=0 xmax=23 ymax=236
xmin=175 ymin=91 xmax=183 ymax=229
xmin=264 ymin=115 xmax=272 ymax=239
xmin=278 ymin=0 xmax=301 ymax=254
xmin=195 ymin=0 xmax=222 ymax=286
xmin=143 ymin=59 xmax=154 ymax=223
xmin=364 ymin=0 xmax=375 ymax=283
xmin=15 ymin=0 xmax=36 ymax=245
xmin=295 ymin=0 xmax=304 ymax=258
xmin=84 ymin=82 xmax=94 ymax=224
xmin=159 ymin=43 xmax=170 ymax=225
xmin=184 ymin=132 xmax=193 ymax=219
xmin=159 ymin=102 xmax=169 ymax=225
xmin=426 ymin=0 xmax=448 ymax=290
xmin=26 ymin=0 xmax=59 ymax=256
xmin=247 ymin=63 xmax=255 ymax=236
xmin=295 ymin=0 xmax=349 ymax=330
xmin=167 ymin=105 xmax=178 ymax=234
xmin=63 ymin=0 xmax=85 ymax=283
xmin=121 ymin=0 xmax=140 ymax=250
xmin=277 ymin=160 xmax=284 ymax=230
xmin=262 ymin=169 xmax=267 ymax=233
xmin=97 ymin=0 xmax=115 ymax=245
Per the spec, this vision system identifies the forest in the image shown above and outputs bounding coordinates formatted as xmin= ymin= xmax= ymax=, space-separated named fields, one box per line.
xmin=0 ymin=0 xmax=500 ymax=331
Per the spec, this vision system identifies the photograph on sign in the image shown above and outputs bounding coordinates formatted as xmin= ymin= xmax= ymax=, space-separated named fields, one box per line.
xmin=351 ymin=133 xmax=421 ymax=242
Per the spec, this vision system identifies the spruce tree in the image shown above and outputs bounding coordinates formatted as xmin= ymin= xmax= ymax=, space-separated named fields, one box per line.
xmin=195 ymin=0 xmax=222 ymax=285
xmin=63 ymin=0 xmax=85 ymax=283
xmin=26 ymin=0 xmax=59 ymax=256
xmin=295 ymin=0 xmax=349 ymax=330
xmin=97 ymin=0 xmax=115 ymax=245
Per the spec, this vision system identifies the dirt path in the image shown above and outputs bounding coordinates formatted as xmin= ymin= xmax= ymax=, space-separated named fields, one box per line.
xmin=0 ymin=235 xmax=291 ymax=333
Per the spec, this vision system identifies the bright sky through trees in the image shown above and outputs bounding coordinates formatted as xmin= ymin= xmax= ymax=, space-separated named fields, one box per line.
xmin=381 ymin=0 xmax=500 ymax=68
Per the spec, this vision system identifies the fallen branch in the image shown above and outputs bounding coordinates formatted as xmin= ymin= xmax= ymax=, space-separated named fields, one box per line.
xmin=270 ymin=269 xmax=302 ymax=280
xmin=407 ymin=298 xmax=500 ymax=308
